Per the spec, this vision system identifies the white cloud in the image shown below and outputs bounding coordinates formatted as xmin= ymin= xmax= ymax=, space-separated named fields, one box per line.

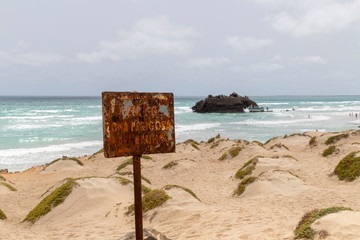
xmin=249 ymin=62 xmax=284 ymax=71
xmin=77 ymin=16 xmax=199 ymax=63
xmin=225 ymin=37 xmax=273 ymax=52
xmin=297 ymin=56 xmax=328 ymax=64
xmin=179 ymin=57 xmax=230 ymax=68
xmin=0 ymin=41 xmax=65 ymax=67
xmin=273 ymin=1 xmax=360 ymax=36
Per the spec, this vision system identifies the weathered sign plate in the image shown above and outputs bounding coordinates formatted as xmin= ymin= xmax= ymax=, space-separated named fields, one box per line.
xmin=102 ymin=92 xmax=175 ymax=158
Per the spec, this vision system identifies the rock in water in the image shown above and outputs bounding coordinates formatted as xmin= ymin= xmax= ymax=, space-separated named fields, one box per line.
xmin=192 ymin=92 xmax=258 ymax=113
xmin=119 ymin=228 xmax=171 ymax=240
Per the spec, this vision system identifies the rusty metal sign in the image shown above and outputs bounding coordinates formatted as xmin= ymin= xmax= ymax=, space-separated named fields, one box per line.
xmin=102 ymin=92 xmax=175 ymax=157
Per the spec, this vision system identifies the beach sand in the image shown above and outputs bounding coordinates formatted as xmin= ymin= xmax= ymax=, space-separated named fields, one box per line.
xmin=1 ymin=130 xmax=360 ymax=239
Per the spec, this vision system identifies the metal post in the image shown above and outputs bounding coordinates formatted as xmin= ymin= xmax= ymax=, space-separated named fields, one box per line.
xmin=133 ymin=155 xmax=143 ymax=240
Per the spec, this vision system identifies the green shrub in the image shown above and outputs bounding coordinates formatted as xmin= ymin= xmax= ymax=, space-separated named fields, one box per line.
xmin=126 ymin=189 xmax=170 ymax=215
xmin=207 ymin=137 xmax=215 ymax=143
xmin=162 ymin=161 xmax=178 ymax=169
xmin=325 ymin=133 xmax=349 ymax=145
xmin=164 ymin=185 xmax=201 ymax=202
xmin=23 ymin=179 xmax=79 ymax=223
xmin=235 ymin=157 xmax=259 ymax=180
xmin=229 ymin=147 xmax=243 ymax=158
xmin=141 ymin=155 xmax=152 ymax=160
xmin=116 ymin=158 xmax=133 ymax=171
xmin=294 ymin=207 xmax=351 ymax=239
xmin=234 ymin=177 xmax=257 ymax=196
xmin=0 ymin=209 xmax=6 ymax=220
xmin=334 ymin=152 xmax=360 ymax=181
xmin=218 ymin=153 xmax=228 ymax=161
xmin=0 ymin=182 xmax=17 ymax=191
xmin=322 ymin=146 xmax=336 ymax=157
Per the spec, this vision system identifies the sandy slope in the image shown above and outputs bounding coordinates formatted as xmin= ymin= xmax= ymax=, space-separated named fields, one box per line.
xmin=1 ymin=130 xmax=360 ymax=239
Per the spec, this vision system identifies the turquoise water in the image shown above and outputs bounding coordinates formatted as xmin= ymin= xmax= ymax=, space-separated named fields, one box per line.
xmin=1 ymin=95 xmax=360 ymax=171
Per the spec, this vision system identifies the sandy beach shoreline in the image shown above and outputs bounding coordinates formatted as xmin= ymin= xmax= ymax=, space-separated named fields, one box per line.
xmin=1 ymin=129 xmax=360 ymax=239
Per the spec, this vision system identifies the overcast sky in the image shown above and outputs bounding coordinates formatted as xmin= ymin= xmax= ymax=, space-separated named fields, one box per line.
xmin=1 ymin=0 xmax=360 ymax=96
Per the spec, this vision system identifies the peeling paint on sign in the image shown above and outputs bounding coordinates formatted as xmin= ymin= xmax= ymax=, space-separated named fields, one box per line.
xmin=102 ymin=92 xmax=175 ymax=157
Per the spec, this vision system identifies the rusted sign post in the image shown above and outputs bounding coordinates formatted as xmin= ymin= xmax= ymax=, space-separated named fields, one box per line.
xmin=102 ymin=92 xmax=175 ymax=240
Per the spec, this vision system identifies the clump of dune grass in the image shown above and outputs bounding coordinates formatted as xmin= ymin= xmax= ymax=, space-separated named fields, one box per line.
xmin=352 ymin=142 xmax=360 ymax=145
xmin=309 ymin=136 xmax=316 ymax=146
xmin=162 ymin=161 xmax=178 ymax=169
xmin=294 ymin=207 xmax=352 ymax=239
xmin=252 ymin=141 xmax=264 ymax=147
xmin=141 ymin=155 xmax=152 ymax=160
xmin=116 ymin=158 xmax=133 ymax=171
xmin=114 ymin=176 xmax=132 ymax=185
xmin=0 ymin=209 xmax=6 ymax=220
xmin=23 ymin=179 xmax=79 ymax=224
xmin=234 ymin=177 xmax=257 ymax=196
xmin=322 ymin=145 xmax=336 ymax=157
xmin=126 ymin=189 xmax=170 ymax=215
xmin=191 ymin=143 xmax=200 ymax=150
xmin=0 ymin=175 xmax=5 ymax=181
xmin=44 ymin=156 xmax=83 ymax=171
xmin=264 ymin=136 xmax=279 ymax=145
xmin=218 ymin=152 xmax=228 ymax=161
xmin=207 ymin=137 xmax=215 ymax=143
xmin=88 ymin=148 xmax=104 ymax=159
xmin=0 ymin=182 xmax=17 ymax=191
xmin=270 ymin=143 xmax=289 ymax=151
xmin=273 ymin=169 xmax=300 ymax=179
xmin=117 ymin=172 xmax=151 ymax=185
xmin=183 ymin=139 xmax=200 ymax=150
xmin=141 ymin=176 xmax=151 ymax=185
xmin=164 ymin=185 xmax=201 ymax=202
xmin=282 ymin=155 xmax=299 ymax=161
xmin=229 ymin=146 xmax=243 ymax=158
xmin=210 ymin=141 xmax=220 ymax=149
xmin=235 ymin=156 xmax=260 ymax=180
xmin=325 ymin=133 xmax=349 ymax=145
xmin=334 ymin=151 xmax=360 ymax=181
xmin=184 ymin=139 xmax=199 ymax=145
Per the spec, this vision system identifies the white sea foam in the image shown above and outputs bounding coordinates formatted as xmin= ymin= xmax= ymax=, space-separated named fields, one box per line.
xmin=8 ymin=124 xmax=63 ymax=130
xmin=32 ymin=110 xmax=60 ymax=113
xmin=230 ymin=115 xmax=330 ymax=126
xmin=258 ymin=102 xmax=289 ymax=105
xmin=0 ymin=115 xmax=74 ymax=120
xmin=175 ymin=106 xmax=192 ymax=114
xmin=0 ymin=141 xmax=103 ymax=172
xmin=176 ymin=123 xmax=221 ymax=133
xmin=0 ymin=141 xmax=102 ymax=158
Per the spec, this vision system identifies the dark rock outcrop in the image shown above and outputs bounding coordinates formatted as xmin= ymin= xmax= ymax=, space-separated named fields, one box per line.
xmin=192 ymin=92 xmax=258 ymax=113
xmin=119 ymin=228 xmax=171 ymax=240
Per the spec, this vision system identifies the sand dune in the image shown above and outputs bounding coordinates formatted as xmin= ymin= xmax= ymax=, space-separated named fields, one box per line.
xmin=1 ymin=130 xmax=360 ymax=239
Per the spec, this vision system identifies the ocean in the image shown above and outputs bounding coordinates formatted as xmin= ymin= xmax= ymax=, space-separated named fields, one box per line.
xmin=1 ymin=95 xmax=360 ymax=172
